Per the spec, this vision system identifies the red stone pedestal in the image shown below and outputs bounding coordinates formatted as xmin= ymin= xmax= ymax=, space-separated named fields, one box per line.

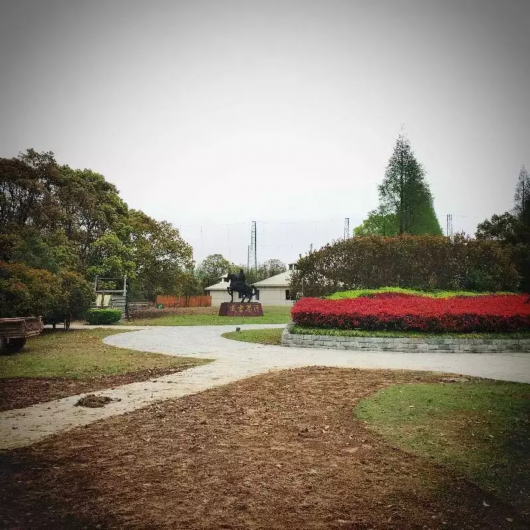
xmin=219 ymin=302 xmax=263 ymax=317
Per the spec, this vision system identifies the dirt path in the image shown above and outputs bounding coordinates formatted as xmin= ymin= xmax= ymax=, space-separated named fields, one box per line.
xmin=1 ymin=368 xmax=526 ymax=529
xmin=1 ymin=324 xmax=529 ymax=450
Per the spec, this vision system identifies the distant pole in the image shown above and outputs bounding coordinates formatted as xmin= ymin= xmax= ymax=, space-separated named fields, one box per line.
xmin=310 ymin=243 xmax=313 ymax=253
xmin=249 ymin=221 xmax=257 ymax=272
xmin=253 ymin=221 xmax=257 ymax=271
xmin=446 ymin=214 xmax=453 ymax=242
xmin=344 ymin=218 xmax=350 ymax=240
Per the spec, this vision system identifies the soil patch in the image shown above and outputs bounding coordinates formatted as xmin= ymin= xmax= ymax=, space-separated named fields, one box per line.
xmin=0 ymin=367 xmax=188 ymax=411
xmin=1 ymin=367 xmax=527 ymax=529
xmin=75 ymin=395 xmax=119 ymax=408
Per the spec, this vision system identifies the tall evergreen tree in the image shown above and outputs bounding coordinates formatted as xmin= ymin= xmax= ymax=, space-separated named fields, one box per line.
xmin=378 ymin=134 xmax=442 ymax=235
xmin=514 ymin=165 xmax=530 ymax=220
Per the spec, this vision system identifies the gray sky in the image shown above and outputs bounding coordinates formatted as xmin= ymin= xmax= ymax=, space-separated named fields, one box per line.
xmin=1 ymin=0 xmax=529 ymax=265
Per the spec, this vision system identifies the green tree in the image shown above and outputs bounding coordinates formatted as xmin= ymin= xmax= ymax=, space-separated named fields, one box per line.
xmin=378 ymin=134 xmax=442 ymax=235
xmin=0 ymin=261 xmax=60 ymax=318
xmin=475 ymin=212 xmax=521 ymax=244
xmin=354 ymin=208 xmax=399 ymax=237
xmin=476 ymin=166 xmax=530 ymax=292
xmin=45 ymin=270 xmax=94 ymax=329
xmin=128 ymin=210 xmax=194 ymax=300
xmin=261 ymin=259 xmax=286 ymax=277
xmin=196 ymin=254 xmax=234 ymax=289
xmin=0 ymin=149 xmax=197 ymax=303
xmin=0 ymin=151 xmax=59 ymax=231
xmin=514 ymin=165 xmax=530 ymax=220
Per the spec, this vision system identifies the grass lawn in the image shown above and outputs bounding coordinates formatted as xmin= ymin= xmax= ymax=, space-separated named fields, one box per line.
xmin=0 ymin=329 xmax=207 ymax=379
xmin=125 ymin=305 xmax=291 ymax=326
xmin=0 ymin=329 xmax=209 ymax=410
xmin=221 ymin=326 xmax=530 ymax=346
xmin=356 ymin=380 xmax=530 ymax=511
xmin=222 ymin=328 xmax=283 ymax=345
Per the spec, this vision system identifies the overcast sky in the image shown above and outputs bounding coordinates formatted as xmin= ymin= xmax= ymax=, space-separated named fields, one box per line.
xmin=1 ymin=0 xmax=529 ymax=265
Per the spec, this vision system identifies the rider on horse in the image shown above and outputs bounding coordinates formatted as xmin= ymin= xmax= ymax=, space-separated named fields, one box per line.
xmin=234 ymin=268 xmax=246 ymax=289
xmin=225 ymin=269 xmax=257 ymax=303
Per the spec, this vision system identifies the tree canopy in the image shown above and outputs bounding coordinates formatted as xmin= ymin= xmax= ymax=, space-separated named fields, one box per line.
xmin=377 ymin=134 xmax=442 ymax=236
xmin=0 ymin=149 xmax=195 ymax=317
xmin=476 ymin=165 xmax=530 ymax=292
xmin=353 ymin=208 xmax=399 ymax=237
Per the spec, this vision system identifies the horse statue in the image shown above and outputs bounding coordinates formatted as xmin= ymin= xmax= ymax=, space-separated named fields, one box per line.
xmin=224 ymin=273 xmax=258 ymax=303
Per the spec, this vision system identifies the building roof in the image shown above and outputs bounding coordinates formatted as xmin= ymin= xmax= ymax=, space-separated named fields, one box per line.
xmin=206 ymin=270 xmax=293 ymax=290
xmin=253 ymin=271 xmax=292 ymax=288
xmin=204 ymin=279 xmax=229 ymax=291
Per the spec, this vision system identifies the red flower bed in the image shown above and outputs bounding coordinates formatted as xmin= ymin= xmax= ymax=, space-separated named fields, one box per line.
xmin=291 ymin=295 xmax=530 ymax=333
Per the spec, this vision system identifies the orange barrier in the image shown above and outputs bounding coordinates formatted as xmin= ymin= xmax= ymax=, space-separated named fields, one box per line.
xmin=155 ymin=295 xmax=212 ymax=308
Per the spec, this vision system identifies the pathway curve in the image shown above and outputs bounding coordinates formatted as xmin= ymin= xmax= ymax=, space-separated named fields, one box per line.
xmin=1 ymin=324 xmax=529 ymax=450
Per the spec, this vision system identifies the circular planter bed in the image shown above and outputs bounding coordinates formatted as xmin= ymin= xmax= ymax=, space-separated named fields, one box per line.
xmin=281 ymin=323 xmax=530 ymax=353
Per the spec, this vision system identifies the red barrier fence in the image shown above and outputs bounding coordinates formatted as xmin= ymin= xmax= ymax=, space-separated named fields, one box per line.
xmin=155 ymin=295 xmax=212 ymax=308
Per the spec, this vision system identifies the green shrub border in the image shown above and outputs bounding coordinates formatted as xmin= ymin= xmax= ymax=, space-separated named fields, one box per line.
xmin=327 ymin=287 xmax=514 ymax=300
xmin=290 ymin=325 xmax=530 ymax=340
xmin=86 ymin=308 xmax=122 ymax=325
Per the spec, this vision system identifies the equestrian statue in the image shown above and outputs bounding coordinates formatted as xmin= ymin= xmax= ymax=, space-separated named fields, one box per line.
xmin=224 ymin=269 xmax=258 ymax=303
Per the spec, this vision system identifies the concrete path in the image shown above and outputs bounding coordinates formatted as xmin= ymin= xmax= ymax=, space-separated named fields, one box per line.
xmin=1 ymin=324 xmax=529 ymax=450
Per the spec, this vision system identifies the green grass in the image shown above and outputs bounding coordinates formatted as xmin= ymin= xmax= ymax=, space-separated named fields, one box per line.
xmin=0 ymin=329 xmax=209 ymax=379
xmin=222 ymin=328 xmax=283 ymax=345
xmin=290 ymin=325 xmax=530 ymax=340
xmin=220 ymin=326 xmax=530 ymax=346
xmin=328 ymin=286 xmax=514 ymax=300
xmin=125 ymin=306 xmax=292 ymax=326
xmin=355 ymin=381 xmax=530 ymax=510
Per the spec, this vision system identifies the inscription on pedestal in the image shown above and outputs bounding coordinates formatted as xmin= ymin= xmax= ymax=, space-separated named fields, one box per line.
xmin=219 ymin=302 xmax=264 ymax=317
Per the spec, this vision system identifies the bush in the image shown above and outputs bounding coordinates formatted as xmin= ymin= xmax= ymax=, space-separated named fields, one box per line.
xmin=45 ymin=271 xmax=95 ymax=329
xmin=291 ymin=294 xmax=530 ymax=333
xmin=290 ymin=235 xmax=521 ymax=298
xmin=327 ymin=287 xmax=505 ymax=300
xmin=86 ymin=308 xmax=122 ymax=325
xmin=0 ymin=261 xmax=60 ymax=317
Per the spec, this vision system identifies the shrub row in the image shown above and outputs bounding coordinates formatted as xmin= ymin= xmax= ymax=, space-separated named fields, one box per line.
xmin=290 ymin=235 xmax=521 ymax=298
xmin=86 ymin=308 xmax=122 ymax=325
xmin=291 ymin=294 xmax=530 ymax=333
xmin=327 ymin=287 xmax=507 ymax=300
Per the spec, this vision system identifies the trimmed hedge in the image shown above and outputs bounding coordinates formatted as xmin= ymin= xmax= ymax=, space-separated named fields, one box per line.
xmin=86 ymin=308 xmax=122 ymax=325
xmin=291 ymin=294 xmax=530 ymax=333
xmin=327 ymin=287 xmax=508 ymax=300
xmin=290 ymin=235 xmax=521 ymax=298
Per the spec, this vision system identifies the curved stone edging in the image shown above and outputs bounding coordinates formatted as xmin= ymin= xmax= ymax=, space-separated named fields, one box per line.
xmin=281 ymin=323 xmax=530 ymax=353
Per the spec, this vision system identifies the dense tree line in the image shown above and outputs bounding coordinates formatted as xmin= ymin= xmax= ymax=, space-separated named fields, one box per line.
xmin=475 ymin=165 xmax=530 ymax=292
xmin=0 ymin=149 xmax=193 ymax=320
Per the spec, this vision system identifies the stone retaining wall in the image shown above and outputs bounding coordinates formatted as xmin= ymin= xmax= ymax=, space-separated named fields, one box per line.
xmin=281 ymin=324 xmax=530 ymax=353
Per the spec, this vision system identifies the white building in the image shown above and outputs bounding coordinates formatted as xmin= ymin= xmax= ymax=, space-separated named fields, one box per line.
xmin=205 ymin=264 xmax=297 ymax=307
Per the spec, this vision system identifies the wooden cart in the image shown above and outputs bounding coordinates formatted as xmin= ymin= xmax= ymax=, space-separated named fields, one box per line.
xmin=0 ymin=317 xmax=43 ymax=353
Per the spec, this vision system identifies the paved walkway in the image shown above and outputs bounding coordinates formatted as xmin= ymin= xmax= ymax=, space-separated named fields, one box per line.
xmin=1 ymin=324 xmax=529 ymax=450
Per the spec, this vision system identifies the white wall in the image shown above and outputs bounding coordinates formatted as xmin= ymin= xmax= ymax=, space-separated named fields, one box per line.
xmin=256 ymin=287 xmax=295 ymax=306
xmin=210 ymin=289 xmax=233 ymax=306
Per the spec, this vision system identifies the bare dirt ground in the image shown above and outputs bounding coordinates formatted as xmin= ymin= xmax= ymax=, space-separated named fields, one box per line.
xmin=1 ymin=367 xmax=527 ymax=530
xmin=0 ymin=366 xmax=194 ymax=411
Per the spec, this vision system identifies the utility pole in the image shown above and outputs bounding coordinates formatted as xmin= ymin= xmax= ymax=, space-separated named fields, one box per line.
xmin=446 ymin=214 xmax=453 ymax=242
xmin=310 ymin=243 xmax=313 ymax=253
xmin=249 ymin=221 xmax=257 ymax=272
xmin=344 ymin=218 xmax=350 ymax=240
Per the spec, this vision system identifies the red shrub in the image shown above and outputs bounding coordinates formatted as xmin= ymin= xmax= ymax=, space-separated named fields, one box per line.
xmin=291 ymin=294 xmax=530 ymax=333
